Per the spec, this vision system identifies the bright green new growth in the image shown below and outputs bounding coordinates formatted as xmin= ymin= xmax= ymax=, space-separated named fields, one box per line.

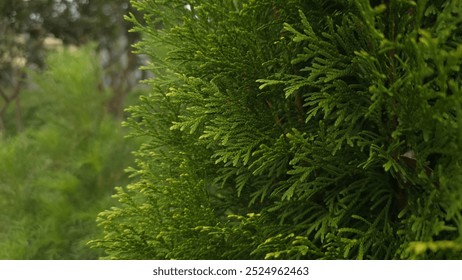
xmin=90 ymin=0 xmax=462 ymax=259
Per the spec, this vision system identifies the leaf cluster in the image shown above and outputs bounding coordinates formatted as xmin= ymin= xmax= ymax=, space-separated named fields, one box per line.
xmin=91 ymin=0 xmax=462 ymax=259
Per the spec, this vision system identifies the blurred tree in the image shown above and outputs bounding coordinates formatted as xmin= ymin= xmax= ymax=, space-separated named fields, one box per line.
xmin=0 ymin=46 xmax=137 ymax=259
xmin=0 ymin=0 xmax=143 ymax=136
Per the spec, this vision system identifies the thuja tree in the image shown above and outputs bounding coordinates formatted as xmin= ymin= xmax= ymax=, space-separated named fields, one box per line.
xmin=90 ymin=0 xmax=462 ymax=259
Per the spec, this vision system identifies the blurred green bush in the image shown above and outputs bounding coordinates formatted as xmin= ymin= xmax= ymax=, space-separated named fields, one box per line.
xmin=0 ymin=46 xmax=137 ymax=259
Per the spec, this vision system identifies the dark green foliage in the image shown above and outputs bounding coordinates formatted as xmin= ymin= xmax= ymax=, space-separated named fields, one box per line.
xmin=0 ymin=46 xmax=135 ymax=259
xmin=91 ymin=0 xmax=462 ymax=259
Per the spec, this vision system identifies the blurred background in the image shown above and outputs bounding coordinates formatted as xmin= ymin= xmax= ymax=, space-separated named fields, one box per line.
xmin=0 ymin=0 xmax=146 ymax=259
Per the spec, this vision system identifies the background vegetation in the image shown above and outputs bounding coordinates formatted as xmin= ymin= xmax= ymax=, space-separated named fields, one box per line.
xmin=0 ymin=0 xmax=143 ymax=259
xmin=0 ymin=47 xmax=137 ymax=259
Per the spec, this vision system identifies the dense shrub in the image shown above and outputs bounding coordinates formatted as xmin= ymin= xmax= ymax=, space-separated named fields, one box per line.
xmin=0 ymin=46 xmax=136 ymax=259
xmin=90 ymin=0 xmax=462 ymax=259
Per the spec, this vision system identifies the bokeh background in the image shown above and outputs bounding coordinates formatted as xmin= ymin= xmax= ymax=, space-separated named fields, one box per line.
xmin=0 ymin=0 xmax=145 ymax=259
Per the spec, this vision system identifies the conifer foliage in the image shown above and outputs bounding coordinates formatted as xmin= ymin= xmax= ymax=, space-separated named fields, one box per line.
xmin=90 ymin=0 xmax=462 ymax=259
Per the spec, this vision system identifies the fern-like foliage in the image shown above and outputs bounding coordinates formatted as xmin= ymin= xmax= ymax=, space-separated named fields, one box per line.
xmin=90 ymin=0 xmax=462 ymax=259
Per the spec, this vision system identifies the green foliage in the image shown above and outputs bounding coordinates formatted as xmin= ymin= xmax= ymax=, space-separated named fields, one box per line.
xmin=91 ymin=0 xmax=462 ymax=259
xmin=0 ymin=46 xmax=135 ymax=259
